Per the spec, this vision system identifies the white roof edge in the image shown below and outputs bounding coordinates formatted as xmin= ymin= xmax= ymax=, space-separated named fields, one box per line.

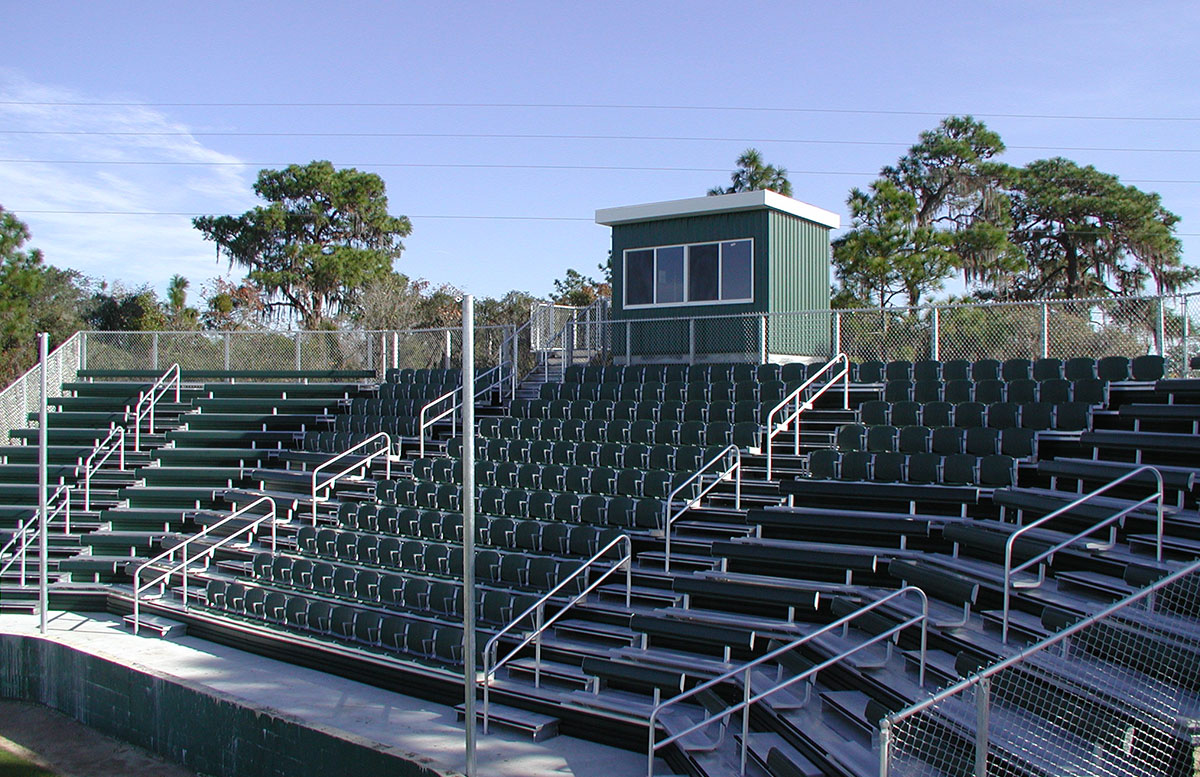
xmin=595 ymin=190 xmax=840 ymax=229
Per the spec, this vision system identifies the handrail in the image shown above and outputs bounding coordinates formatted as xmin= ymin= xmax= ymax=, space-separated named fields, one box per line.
xmin=662 ymin=444 xmax=741 ymax=573
xmin=417 ymin=363 xmax=508 ymax=457
xmin=310 ymin=432 xmax=393 ymax=521
xmin=0 ymin=485 xmax=72 ymax=587
xmin=482 ymin=533 xmax=633 ymax=733
xmin=500 ymin=318 xmax=533 ymax=400
xmin=648 ymin=586 xmax=929 ymax=777
xmin=1000 ymin=466 xmax=1164 ymax=643
xmin=882 ymin=557 xmax=1200 ymax=777
xmin=83 ymin=425 xmax=125 ymax=511
xmin=132 ymin=496 xmax=278 ymax=634
xmin=128 ymin=363 xmax=180 ymax=450
xmin=765 ymin=353 xmax=849 ymax=479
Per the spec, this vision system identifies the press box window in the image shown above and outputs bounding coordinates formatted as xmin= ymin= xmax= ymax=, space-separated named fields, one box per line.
xmin=623 ymin=239 xmax=753 ymax=308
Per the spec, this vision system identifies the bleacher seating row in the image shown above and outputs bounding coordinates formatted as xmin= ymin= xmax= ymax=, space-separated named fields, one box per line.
xmin=808 ymin=449 xmax=1017 ymax=487
xmin=476 ymin=416 xmax=758 ymax=448
xmin=836 ymin=424 xmax=1036 ymax=459
xmin=859 ymin=399 xmax=1090 ymax=431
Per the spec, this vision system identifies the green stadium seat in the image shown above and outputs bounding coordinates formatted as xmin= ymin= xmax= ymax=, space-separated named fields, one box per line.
xmin=944 ymin=380 xmax=974 ymax=403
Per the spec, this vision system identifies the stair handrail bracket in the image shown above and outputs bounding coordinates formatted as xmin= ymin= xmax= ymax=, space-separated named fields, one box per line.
xmin=131 ymin=495 xmax=279 ymax=634
xmin=1001 ymin=465 xmax=1164 ymax=643
xmin=83 ymin=425 xmax=125 ymax=511
xmin=662 ymin=444 xmax=742 ymax=573
xmin=481 ymin=533 xmax=633 ymax=733
xmin=765 ymin=353 xmax=850 ymax=480
xmin=128 ymin=363 xmax=181 ymax=451
xmin=648 ymin=586 xmax=929 ymax=777
xmin=310 ymin=432 xmax=394 ymax=521
xmin=0 ymin=485 xmax=72 ymax=587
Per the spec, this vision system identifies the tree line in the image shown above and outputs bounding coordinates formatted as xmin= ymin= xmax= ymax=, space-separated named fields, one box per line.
xmin=2 ymin=116 xmax=1193 ymax=382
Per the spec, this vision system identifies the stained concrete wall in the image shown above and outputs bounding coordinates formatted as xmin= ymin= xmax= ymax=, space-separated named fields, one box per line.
xmin=0 ymin=634 xmax=450 ymax=777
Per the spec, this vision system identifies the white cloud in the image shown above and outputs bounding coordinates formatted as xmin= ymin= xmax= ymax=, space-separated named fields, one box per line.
xmin=0 ymin=72 xmax=255 ymax=293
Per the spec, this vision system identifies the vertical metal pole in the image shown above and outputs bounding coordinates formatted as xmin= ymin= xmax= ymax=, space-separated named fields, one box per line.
xmin=759 ymin=315 xmax=768 ymax=364
xmin=368 ymin=332 xmax=375 ymax=373
xmin=878 ymin=718 xmax=891 ymax=777
xmin=1184 ymin=297 xmax=1192 ymax=378
xmin=444 ymin=329 xmax=452 ymax=370
xmin=1041 ymin=303 xmax=1050 ymax=359
xmin=294 ymin=332 xmax=302 ymax=370
xmin=975 ymin=677 xmax=990 ymax=777
xmin=833 ymin=311 xmax=842 ymax=359
xmin=461 ymin=297 xmax=477 ymax=777
xmin=930 ymin=307 xmax=940 ymax=361
xmin=80 ymin=332 xmax=88 ymax=371
xmin=151 ymin=332 xmax=159 ymax=370
xmin=392 ymin=332 xmax=399 ymax=370
xmin=38 ymin=333 xmax=48 ymax=635
xmin=688 ymin=319 xmax=696 ymax=365
xmin=1157 ymin=298 xmax=1166 ymax=357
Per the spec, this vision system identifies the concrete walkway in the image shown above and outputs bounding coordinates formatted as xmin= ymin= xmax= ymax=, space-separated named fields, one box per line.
xmin=0 ymin=612 xmax=646 ymax=777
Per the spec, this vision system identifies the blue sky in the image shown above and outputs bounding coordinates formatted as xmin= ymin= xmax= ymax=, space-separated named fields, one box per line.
xmin=2 ymin=1 xmax=1198 ymax=303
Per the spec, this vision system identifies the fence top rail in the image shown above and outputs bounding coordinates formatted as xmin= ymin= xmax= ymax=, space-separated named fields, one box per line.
xmin=651 ymin=586 xmax=928 ymax=741
xmin=484 ymin=533 xmax=632 ymax=673
xmin=889 ymin=555 xmax=1200 ymax=728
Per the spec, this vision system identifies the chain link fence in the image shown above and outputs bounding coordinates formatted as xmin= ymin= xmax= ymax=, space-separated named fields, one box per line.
xmin=882 ymin=559 xmax=1200 ymax=777
xmin=0 ymin=333 xmax=82 ymax=444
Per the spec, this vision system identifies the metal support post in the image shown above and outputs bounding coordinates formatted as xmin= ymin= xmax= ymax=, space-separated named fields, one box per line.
xmin=461 ymin=297 xmax=477 ymax=777
xmin=975 ymin=677 xmax=990 ymax=777
xmin=392 ymin=332 xmax=399 ymax=370
xmin=38 ymin=333 xmax=48 ymax=634
xmin=688 ymin=319 xmax=696 ymax=365
xmin=930 ymin=307 xmax=940 ymax=361
xmin=444 ymin=329 xmax=452 ymax=370
xmin=1041 ymin=303 xmax=1050 ymax=359
xmin=1184 ymin=297 xmax=1192 ymax=378
xmin=833 ymin=311 xmax=842 ymax=358
xmin=1157 ymin=300 xmax=1167 ymax=356
xmin=759 ymin=315 xmax=768 ymax=364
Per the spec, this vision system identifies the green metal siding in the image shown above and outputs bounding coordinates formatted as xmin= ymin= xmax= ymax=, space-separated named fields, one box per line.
xmin=768 ymin=210 xmax=832 ymax=356
xmin=608 ymin=206 xmax=831 ymax=361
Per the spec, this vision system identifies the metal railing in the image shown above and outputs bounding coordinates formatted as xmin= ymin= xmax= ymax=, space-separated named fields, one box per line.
xmin=881 ymin=558 xmax=1200 ymax=777
xmin=132 ymin=495 xmax=279 ymax=634
xmin=482 ymin=533 xmax=633 ymax=732
xmin=416 ymin=362 xmax=510 ymax=457
xmin=310 ymin=433 xmax=393 ymax=521
xmin=662 ymin=445 xmax=742 ymax=573
xmin=0 ymin=485 xmax=72 ymax=588
xmin=764 ymin=353 xmax=850 ymax=479
xmin=0 ymin=332 xmax=82 ymax=443
xmin=648 ymin=586 xmax=929 ymax=777
xmin=82 ymin=425 xmax=125 ymax=511
xmin=1000 ymin=466 xmax=1164 ymax=643
xmin=127 ymin=363 xmax=180 ymax=450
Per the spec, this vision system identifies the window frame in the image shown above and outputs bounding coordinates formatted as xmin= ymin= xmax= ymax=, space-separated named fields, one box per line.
xmin=622 ymin=238 xmax=754 ymax=309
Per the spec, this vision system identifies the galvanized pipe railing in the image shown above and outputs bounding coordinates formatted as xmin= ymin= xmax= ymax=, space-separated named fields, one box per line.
xmin=83 ymin=425 xmax=125 ymax=511
xmin=128 ymin=363 xmax=181 ymax=450
xmin=416 ymin=363 xmax=509 ymax=457
xmin=482 ymin=534 xmax=633 ymax=732
xmin=765 ymin=353 xmax=849 ymax=479
xmin=310 ymin=432 xmax=393 ymax=521
xmin=662 ymin=444 xmax=741 ymax=573
xmin=132 ymin=496 xmax=278 ymax=633
xmin=1001 ymin=466 xmax=1164 ymax=643
xmin=0 ymin=484 xmax=72 ymax=587
xmin=648 ymin=586 xmax=929 ymax=777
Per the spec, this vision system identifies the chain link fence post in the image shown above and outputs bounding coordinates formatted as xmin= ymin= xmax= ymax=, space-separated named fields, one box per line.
xmin=1041 ymin=302 xmax=1050 ymax=358
xmin=930 ymin=307 xmax=940 ymax=361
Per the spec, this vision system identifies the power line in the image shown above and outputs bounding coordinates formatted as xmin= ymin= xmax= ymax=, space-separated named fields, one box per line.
xmin=1 ymin=129 xmax=1198 ymax=154
xmin=2 ymin=159 xmax=1197 ymax=185
xmin=12 ymin=210 xmax=1200 ymax=237
xmin=2 ymin=100 xmax=1199 ymax=122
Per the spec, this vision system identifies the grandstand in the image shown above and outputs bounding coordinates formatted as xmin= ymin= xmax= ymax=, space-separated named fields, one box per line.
xmin=3 ymin=293 xmax=1200 ymax=776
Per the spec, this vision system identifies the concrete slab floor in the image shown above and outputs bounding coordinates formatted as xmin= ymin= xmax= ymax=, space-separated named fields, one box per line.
xmin=0 ymin=612 xmax=647 ymax=777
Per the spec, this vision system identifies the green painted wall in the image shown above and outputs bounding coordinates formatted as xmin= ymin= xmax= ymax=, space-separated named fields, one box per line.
xmin=0 ymin=635 xmax=447 ymax=777
xmin=767 ymin=210 xmax=832 ymax=356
